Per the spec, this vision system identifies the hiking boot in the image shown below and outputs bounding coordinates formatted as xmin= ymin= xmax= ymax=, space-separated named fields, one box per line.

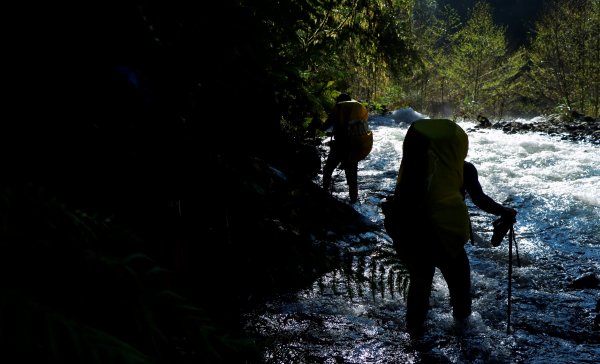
xmin=453 ymin=316 xmax=470 ymax=335
xmin=407 ymin=324 xmax=424 ymax=340
xmin=349 ymin=186 xmax=358 ymax=204
xmin=406 ymin=317 xmax=426 ymax=339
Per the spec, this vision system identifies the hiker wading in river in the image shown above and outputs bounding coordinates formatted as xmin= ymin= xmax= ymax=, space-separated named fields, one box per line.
xmin=383 ymin=118 xmax=517 ymax=338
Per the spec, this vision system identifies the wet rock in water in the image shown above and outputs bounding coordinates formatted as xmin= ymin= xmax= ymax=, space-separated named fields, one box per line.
xmin=491 ymin=113 xmax=600 ymax=144
xmin=568 ymin=273 xmax=599 ymax=289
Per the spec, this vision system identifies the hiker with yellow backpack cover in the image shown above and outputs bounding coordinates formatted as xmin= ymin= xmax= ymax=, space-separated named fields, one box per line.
xmin=320 ymin=93 xmax=373 ymax=204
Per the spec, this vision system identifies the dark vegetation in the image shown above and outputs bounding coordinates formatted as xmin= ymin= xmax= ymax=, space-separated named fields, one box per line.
xmin=3 ymin=1 xmax=379 ymax=363
xmin=3 ymin=0 xmax=599 ymax=363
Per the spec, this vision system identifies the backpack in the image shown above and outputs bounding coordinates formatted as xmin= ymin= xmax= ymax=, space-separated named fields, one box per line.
xmin=383 ymin=118 xmax=470 ymax=257
xmin=347 ymin=118 xmax=373 ymax=162
xmin=333 ymin=100 xmax=373 ymax=162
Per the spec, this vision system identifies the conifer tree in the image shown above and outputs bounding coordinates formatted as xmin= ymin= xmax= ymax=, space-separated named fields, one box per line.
xmin=527 ymin=0 xmax=600 ymax=118
xmin=445 ymin=1 xmax=512 ymax=118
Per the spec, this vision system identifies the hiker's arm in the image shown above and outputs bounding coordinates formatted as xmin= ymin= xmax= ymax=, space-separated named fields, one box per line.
xmin=320 ymin=115 xmax=333 ymax=131
xmin=318 ymin=110 xmax=336 ymax=136
xmin=464 ymin=162 xmax=513 ymax=217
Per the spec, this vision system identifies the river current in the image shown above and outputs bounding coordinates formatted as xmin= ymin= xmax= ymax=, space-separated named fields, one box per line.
xmin=243 ymin=111 xmax=600 ymax=363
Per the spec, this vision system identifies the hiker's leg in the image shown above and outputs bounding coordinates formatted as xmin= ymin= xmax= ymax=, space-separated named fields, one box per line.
xmin=345 ymin=161 xmax=358 ymax=203
xmin=406 ymin=258 xmax=435 ymax=336
xmin=439 ymin=248 xmax=472 ymax=320
xmin=323 ymin=145 xmax=340 ymax=193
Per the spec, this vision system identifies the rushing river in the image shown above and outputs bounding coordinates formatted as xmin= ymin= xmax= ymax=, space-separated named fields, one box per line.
xmin=243 ymin=111 xmax=600 ymax=363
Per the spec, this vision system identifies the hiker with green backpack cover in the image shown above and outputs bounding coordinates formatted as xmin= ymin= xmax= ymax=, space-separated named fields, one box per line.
xmin=382 ymin=118 xmax=517 ymax=338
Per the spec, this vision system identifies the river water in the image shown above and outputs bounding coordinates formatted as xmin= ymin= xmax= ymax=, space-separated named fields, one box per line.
xmin=243 ymin=112 xmax=600 ymax=363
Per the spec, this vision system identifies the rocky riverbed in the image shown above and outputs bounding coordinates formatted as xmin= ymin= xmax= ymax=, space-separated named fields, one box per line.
xmin=484 ymin=114 xmax=600 ymax=144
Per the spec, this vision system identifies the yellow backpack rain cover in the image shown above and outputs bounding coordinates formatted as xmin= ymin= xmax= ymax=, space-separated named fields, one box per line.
xmin=395 ymin=118 xmax=470 ymax=255
xmin=333 ymin=100 xmax=373 ymax=162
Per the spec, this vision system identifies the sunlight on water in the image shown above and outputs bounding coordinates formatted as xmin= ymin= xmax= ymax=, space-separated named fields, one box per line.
xmin=364 ymin=117 xmax=600 ymax=246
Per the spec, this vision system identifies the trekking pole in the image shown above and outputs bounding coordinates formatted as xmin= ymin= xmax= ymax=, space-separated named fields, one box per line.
xmin=506 ymin=224 xmax=520 ymax=334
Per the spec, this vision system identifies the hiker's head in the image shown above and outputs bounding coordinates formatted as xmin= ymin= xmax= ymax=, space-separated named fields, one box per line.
xmin=336 ymin=93 xmax=351 ymax=103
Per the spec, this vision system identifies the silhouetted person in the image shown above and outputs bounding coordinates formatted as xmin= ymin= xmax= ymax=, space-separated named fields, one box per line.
xmin=386 ymin=119 xmax=517 ymax=338
xmin=321 ymin=93 xmax=370 ymax=204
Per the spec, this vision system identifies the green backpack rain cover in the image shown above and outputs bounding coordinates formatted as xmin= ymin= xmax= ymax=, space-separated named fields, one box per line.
xmin=385 ymin=118 xmax=470 ymax=257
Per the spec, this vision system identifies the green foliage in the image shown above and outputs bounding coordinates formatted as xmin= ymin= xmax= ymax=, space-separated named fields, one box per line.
xmin=409 ymin=3 xmax=462 ymax=113
xmin=290 ymin=0 xmax=418 ymax=115
xmin=445 ymin=1 xmax=512 ymax=118
xmin=407 ymin=1 xmax=535 ymax=119
xmin=526 ymin=0 xmax=600 ymax=117
xmin=376 ymin=84 xmax=410 ymax=110
xmin=486 ymin=46 xmax=528 ymax=119
xmin=315 ymin=236 xmax=410 ymax=302
xmin=367 ymin=100 xmax=386 ymax=114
